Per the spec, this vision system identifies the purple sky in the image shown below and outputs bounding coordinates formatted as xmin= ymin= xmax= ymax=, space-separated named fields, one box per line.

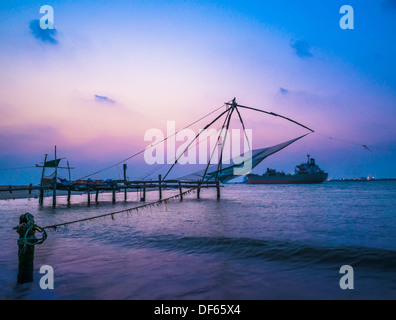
xmin=1 ymin=0 xmax=396 ymax=184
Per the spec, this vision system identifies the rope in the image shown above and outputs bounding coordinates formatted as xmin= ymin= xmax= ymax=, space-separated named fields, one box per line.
xmin=315 ymin=133 xmax=395 ymax=152
xmin=74 ymin=104 xmax=228 ymax=181
xmin=42 ymin=187 xmax=199 ymax=231
xmin=14 ymin=214 xmax=48 ymax=248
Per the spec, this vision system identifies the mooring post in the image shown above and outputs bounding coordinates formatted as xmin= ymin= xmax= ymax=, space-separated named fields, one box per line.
xmin=67 ymin=187 xmax=71 ymax=203
xmin=159 ymin=175 xmax=162 ymax=200
xmin=216 ymin=180 xmax=220 ymax=200
xmin=15 ymin=213 xmax=35 ymax=284
xmin=28 ymin=183 xmax=32 ymax=195
xmin=179 ymin=182 xmax=183 ymax=201
xmin=141 ymin=183 xmax=146 ymax=202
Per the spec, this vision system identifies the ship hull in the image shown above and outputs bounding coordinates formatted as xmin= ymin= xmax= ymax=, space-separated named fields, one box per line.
xmin=247 ymin=173 xmax=328 ymax=184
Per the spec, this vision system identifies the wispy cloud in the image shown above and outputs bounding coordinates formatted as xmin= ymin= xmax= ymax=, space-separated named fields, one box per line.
xmin=280 ymin=87 xmax=289 ymax=95
xmin=29 ymin=19 xmax=58 ymax=45
xmin=290 ymin=39 xmax=313 ymax=58
xmin=94 ymin=95 xmax=116 ymax=104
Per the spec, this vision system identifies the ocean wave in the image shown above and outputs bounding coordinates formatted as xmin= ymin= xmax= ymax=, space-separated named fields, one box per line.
xmin=132 ymin=235 xmax=396 ymax=272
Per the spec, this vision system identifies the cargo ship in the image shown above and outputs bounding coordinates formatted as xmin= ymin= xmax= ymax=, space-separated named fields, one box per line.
xmin=247 ymin=155 xmax=328 ymax=184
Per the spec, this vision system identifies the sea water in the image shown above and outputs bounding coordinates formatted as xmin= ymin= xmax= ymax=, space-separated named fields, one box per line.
xmin=0 ymin=182 xmax=395 ymax=300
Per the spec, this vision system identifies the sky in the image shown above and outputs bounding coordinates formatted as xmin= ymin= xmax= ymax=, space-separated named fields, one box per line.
xmin=0 ymin=0 xmax=396 ymax=184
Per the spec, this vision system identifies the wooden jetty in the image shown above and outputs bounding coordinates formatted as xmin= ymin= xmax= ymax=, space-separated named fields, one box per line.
xmin=0 ymin=176 xmax=222 ymax=207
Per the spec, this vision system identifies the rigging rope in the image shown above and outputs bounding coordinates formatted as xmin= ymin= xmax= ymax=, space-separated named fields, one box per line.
xmin=14 ymin=213 xmax=48 ymax=248
xmin=42 ymin=187 xmax=198 ymax=231
xmin=74 ymin=103 xmax=229 ymax=181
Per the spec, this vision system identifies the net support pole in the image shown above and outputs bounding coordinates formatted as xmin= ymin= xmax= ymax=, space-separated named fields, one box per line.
xmin=159 ymin=175 xmax=162 ymax=200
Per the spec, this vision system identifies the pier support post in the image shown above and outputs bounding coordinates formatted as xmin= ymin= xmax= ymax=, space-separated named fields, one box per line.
xmin=179 ymin=182 xmax=183 ymax=201
xmin=216 ymin=180 xmax=220 ymax=200
xmin=141 ymin=183 xmax=146 ymax=202
xmin=95 ymin=189 xmax=99 ymax=203
xmin=52 ymin=183 xmax=57 ymax=208
xmin=197 ymin=181 xmax=201 ymax=199
xmin=123 ymin=164 xmax=128 ymax=202
xmin=16 ymin=213 xmax=35 ymax=284
xmin=67 ymin=188 xmax=71 ymax=204
xmin=39 ymin=189 xmax=44 ymax=205
xmin=87 ymin=187 xmax=91 ymax=207
xmin=112 ymin=186 xmax=116 ymax=204
xmin=159 ymin=175 xmax=162 ymax=200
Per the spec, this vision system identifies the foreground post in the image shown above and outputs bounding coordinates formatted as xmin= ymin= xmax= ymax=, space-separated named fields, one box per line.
xmin=15 ymin=213 xmax=35 ymax=284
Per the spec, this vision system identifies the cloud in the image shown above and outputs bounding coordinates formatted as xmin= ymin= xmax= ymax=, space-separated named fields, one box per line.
xmin=290 ymin=39 xmax=313 ymax=58
xmin=94 ymin=95 xmax=116 ymax=104
xmin=29 ymin=19 xmax=58 ymax=44
xmin=279 ymin=87 xmax=289 ymax=95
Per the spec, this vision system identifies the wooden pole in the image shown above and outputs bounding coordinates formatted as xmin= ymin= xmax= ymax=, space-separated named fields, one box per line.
xmin=159 ymin=174 xmax=162 ymax=200
xmin=112 ymin=186 xmax=116 ymax=204
xmin=39 ymin=154 xmax=48 ymax=206
xmin=197 ymin=181 xmax=201 ymax=199
xmin=52 ymin=183 xmax=57 ymax=208
xmin=67 ymin=188 xmax=71 ymax=204
xmin=16 ymin=213 xmax=35 ymax=284
xmin=67 ymin=161 xmax=71 ymax=181
xmin=9 ymin=185 xmax=12 ymax=194
xmin=95 ymin=189 xmax=99 ymax=203
xmin=179 ymin=182 xmax=183 ymax=201
xmin=52 ymin=146 xmax=57 ymax=208
xmin=87 ymin=187 xmax=91 ymax=207
xmin=216 ymin=180 xmax=221 ymax=200
xmin=28 ymin=184 xmax=32 ymax=195
xmin=123 ymin=164 xmax=127 ymax=202
xmin=141 ymin=182 xmax=146 ymax=202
